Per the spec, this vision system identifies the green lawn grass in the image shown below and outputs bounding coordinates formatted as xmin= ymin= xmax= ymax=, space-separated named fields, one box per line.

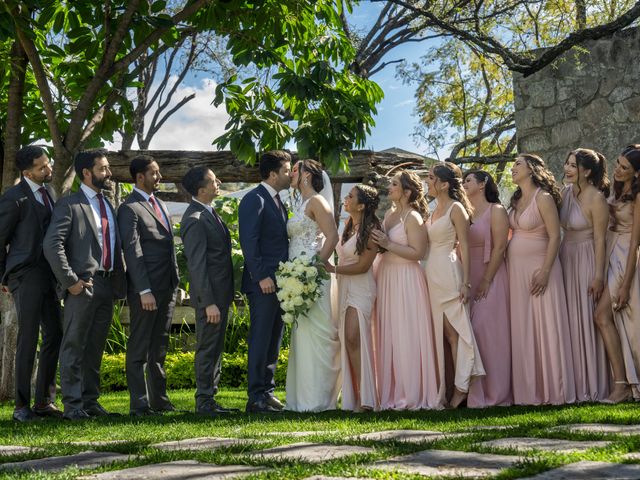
xmin=1 ymin=388 xmax=640 ymax=479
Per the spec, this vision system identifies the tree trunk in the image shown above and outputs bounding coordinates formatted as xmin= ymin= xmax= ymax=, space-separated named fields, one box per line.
xmin=0 ymin=292 xmax=17 ymax=401
xmin=2 ymin=40 xmax=28 ymax=192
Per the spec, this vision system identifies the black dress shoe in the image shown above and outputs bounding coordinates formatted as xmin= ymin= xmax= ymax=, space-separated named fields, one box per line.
xmin=13 ymin=407 xmax=40 ymax=422
xmin=130 ymin=407 xmax=158 ymax=417
xmin=33 ymin=403 xmax=64 ymax=418
xmin=63 ymin=409 xmax=90 ymax=421
xmin=85 ymin=404 xmax=121 ymax=417
xmin=265 ymin=395 xmax=285 ymax=410
xmin=150 ymin=403 xmax=176 ymax=413
xmin=210 ymin=400 xmax=240 ymax=413
xmin=245 ymin=399 xmax=282 ymax=413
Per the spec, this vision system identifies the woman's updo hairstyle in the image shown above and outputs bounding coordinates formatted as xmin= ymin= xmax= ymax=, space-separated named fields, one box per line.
xmin=297 ymin=159 xmax=324 ymax=193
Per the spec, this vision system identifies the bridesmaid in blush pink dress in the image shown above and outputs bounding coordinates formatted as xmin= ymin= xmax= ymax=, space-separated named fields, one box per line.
xmin=424 ymin=163 xmax=484 ymax=409
xmin=371 ymin=171 xmax=443 ymax=410
xmin=462 ymin=170 xmax=512 ymax=408
xmin=329 ymin=185 xmax=381 ymax=411
xmin=560 ymin=149 xmax=611 ymax=402
xmin=594 ymin=145 xmax=640 ymax=403
xmin=508 ymin=154 xmax=576 ymax=405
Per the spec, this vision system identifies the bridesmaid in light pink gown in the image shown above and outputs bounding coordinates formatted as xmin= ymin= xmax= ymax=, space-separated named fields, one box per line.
xmin=508 ymin=154 xmax=576 ymax=405
xmin=424 ymin=163 xmax=484 ymax=409
xmin=594 ymin=145 xmax=640 ymax=403
xmin=330 ymin=185 xmax=381 ymax=411
xmin=462 ymin=170 xmax=512 ymax=408
xmin=560 ymin=149 xmax=612 ymax=402
xmin=371 ymin=171 xmax=443 ymax=410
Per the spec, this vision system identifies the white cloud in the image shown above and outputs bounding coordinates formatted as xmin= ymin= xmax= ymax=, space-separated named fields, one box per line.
xmin=107 ymin=77 xmax=229 ymax=151
xmin=393 ymin=99 xmax=414 ymax=108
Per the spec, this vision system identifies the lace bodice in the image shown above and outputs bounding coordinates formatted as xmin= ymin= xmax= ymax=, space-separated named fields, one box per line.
xmin=287 ymin=197 xmax=325 ymax=259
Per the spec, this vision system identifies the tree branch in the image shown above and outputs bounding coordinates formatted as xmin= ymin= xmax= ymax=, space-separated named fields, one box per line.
xmin=449 ymin=153 xmax=516 ymax=165
xmin=449 ymin=114 xmax=515 ymax=159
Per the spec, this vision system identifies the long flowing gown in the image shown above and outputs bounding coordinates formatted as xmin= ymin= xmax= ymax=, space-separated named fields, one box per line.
xmin=424 ymin=202 xmax=485 ymax=403
xmin=606 ymin=195 xmax=640 ymax=397
xmin=285 ymin=198 xmax=341 ymax=412
xmin=508 ymin=189 xmax=576 ymax=405
xmin=375 ymin=211 xmax=443 ymax=410
xmin=559 ymin=185 xmax=611 ymax=401
xmin=466 ymin=205 xmax=513 ymax=408
xmin=336 ymin=234 xmax=378 ymax=411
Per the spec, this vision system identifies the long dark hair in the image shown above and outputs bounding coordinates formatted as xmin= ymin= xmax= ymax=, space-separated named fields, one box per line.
xmin=510 ymin=153 xmax=562 ymax=209
xmin=565 ymin=148 xmax=610 ymax=198
xmin=341 ymin=184 xmax=381 ymax=255
xmin=296 ymin=159 xmax=324 ymax=193
xmin=432 ymin=162 xmax=474 ymax=217
xmin=614 ymin=144 xmax=640 ymax=202
xmin=463 ymin=169 xmax=501 ymax=204
xmin=396 ymin=170 xmax=430 ymax=220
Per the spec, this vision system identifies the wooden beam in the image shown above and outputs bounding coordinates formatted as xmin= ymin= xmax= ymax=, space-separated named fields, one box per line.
xmin=107 ymin=149 xmax=436 ymax=184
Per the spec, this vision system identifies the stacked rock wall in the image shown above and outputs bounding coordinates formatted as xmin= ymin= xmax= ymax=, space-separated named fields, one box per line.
xmin=513 ymin=27 xmax=640 ymax=177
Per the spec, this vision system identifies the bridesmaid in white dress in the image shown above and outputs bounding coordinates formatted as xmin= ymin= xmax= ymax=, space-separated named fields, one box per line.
xmin=285 ymin=159 xmax=341 ymax=412
xmin=327 ymin=184 xmax=380 ymax=411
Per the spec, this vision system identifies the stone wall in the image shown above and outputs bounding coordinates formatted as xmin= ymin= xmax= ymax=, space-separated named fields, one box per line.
xmin=513 ymin=27 xmax=640 ymax=177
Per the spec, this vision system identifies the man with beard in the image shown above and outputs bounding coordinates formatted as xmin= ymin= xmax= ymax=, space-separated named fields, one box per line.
xmin=117 ymin=155 xmax=178 ymax=416
xmin=0 ymin=145 xmax=63 ymax=422
xmin=44 ymin=149 xmax=126 ymax=420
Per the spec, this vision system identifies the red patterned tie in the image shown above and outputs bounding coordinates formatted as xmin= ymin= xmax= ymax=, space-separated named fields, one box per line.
xmin=149 ymin=196 xmax=169 ymax=231
xmin=38 ymin=187 xmax=52 ymax=212
xmin=96 ymin=193 xmax=112 ymax=270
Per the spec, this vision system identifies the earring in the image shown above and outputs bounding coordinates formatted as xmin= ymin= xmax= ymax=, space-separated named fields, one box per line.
xmin=303 ymin=178 xmax=308 ymax=186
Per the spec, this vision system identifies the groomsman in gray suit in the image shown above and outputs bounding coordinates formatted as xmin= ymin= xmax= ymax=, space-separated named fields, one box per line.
xmin=43 ymin=149 xmax=126 ymax=420
xmin=180 ymin=167 xmax=236 ymax=416
xmin=0 ymin=146 xmax=63 ymax=422
xmin=117 ymin=155 xmax=178 ymax=416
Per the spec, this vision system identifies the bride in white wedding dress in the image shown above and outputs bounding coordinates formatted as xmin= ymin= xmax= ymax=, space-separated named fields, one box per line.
xmin=285 ymin=159 xmax=341 ymax=412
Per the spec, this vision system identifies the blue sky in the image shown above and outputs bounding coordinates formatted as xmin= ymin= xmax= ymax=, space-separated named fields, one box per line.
xmin=128 ymin=2 xmax=429 ymax=157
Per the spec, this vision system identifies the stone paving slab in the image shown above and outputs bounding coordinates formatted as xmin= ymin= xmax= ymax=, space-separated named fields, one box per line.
xmin=552 ymin=423 xmax=640 ymax=436
xmin=349 ymin=430 xmax=448 ymax=443
xmin=0 ymin=445 xmax=43 ymax=456
xmin=622 ymin=452 xmax=640 ymax=460
xmin=80 ymin=460 xmax=265 ymax=479
xmin=521 ymin=460 xmax=640 ymax=479
xmin=477 ymin=437 xmax=612 ymax=453
xmin=373 ymin=449 xmax=522 ymax=478
xmin=265 ymin=431 xmax=338 ymax=437
xmin=248 ymin=442 xmax=373 ymax=463
xmin=0 ymin=451 xmax=132 ymax=473
xmin=151 ymin=437 xmax=261 ymax=452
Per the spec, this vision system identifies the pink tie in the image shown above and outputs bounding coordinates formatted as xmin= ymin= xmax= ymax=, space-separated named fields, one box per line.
xmin=96 ymin=193 xmax=112 ymax=270
xmin=149 ymin=196 xmax=170 ymax=231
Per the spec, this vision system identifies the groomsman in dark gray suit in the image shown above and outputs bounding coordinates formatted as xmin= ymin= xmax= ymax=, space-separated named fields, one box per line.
xmin=43 ymin=149 xmax=126 ymax=420
xmin=117 ymin=155 xmax=178 ymax=416
xmin=0 ymin=146 xmax=63 ymax=422
xmin=180 ymin=167 xmax=236 ymax=416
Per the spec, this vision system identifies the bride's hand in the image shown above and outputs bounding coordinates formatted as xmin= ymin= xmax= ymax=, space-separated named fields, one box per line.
xmin=371 ymin=229 xmax=389 ymax=248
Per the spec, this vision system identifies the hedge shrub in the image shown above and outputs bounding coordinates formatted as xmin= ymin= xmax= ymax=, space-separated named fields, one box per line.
xmin=100 ymin=349 xmax=289 ymax=392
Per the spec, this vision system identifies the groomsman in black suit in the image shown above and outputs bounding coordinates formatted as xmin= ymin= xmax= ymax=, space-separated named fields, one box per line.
xmin=239 ymin=150 xmax=291 ymax=413
xmin=0 ymin=146 xmax=63 ymax=422
xmin=43 ymin=149 xmax=126 ymax=420
xmin=118 ymin=155 xmax=179 ymax=416
xmin=180 ymin=167 xmax=236 ymax=416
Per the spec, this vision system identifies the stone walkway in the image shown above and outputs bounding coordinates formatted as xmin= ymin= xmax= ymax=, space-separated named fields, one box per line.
xmin=2 ymin=423 xmax=640 ymax=478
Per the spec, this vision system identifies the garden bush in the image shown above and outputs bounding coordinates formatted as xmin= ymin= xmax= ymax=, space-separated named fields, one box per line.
xmin=100 ymin=348 xmax=289 ymax=392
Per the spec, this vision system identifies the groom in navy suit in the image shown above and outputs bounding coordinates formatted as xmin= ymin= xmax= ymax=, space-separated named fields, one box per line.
xmin=239 ymin=150 xmax=291 ymax=413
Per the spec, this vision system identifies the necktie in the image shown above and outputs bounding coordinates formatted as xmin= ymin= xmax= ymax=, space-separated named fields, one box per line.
xmin=274 ymin=193 xmax=285 ymax=220
xmin=210 ymin=207 xmax=226 ymax=232
xmin=38 ymin=187 xmax=52 ymax=212
xmin=96 ymin=193 xmax=112 ymax=270
xmin=149 ymin=196 xmax=170 ymax=231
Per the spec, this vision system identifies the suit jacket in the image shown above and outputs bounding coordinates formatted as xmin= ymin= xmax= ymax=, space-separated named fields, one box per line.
xmin=117 ymin=190 xmax=178 ymax=293
xmin=0 ymin=178 xmax=56 ymax=286
xmin=43 ymin=189 xmax=126 ymax=299
xmin=238 ymin=184 xmax=289 ymax=294
xmin=180 ymin=201 xmax=234 ymax=310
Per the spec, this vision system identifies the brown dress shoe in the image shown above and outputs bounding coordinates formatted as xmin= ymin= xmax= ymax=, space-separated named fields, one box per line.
xmin=264 ymin=395 xmax=285 ymax=410
xmin=33 ymin=403 xmax=63 ymax=418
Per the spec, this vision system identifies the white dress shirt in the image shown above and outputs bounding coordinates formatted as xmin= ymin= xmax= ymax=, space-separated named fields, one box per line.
xmin=24 ymin=176 xmax=48 ymax=207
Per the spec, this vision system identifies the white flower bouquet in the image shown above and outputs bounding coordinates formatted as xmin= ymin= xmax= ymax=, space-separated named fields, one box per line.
xmin=275 ymin=253 xmax=330 ymax=325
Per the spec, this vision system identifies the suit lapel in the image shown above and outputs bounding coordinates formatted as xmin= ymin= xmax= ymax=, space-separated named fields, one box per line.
xmin=133 ymin=190 xmax=170 ymax=233
xmin=79 ymin=192 xmax=101 ymax=245
xmin=257 ymin=184 xmax=287 ymax=228
xmin=193 ymin=201 xmax=231 ymax=251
